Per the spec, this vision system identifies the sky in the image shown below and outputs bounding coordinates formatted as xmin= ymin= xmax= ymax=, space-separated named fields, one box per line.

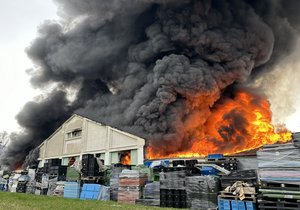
xmin=0 ymin=0 xmax=58 ymax=132
xmin=0 ymin=0 xmax=299 ymax=134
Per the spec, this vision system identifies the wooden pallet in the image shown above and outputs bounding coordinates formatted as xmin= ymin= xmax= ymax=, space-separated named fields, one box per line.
xmin=258 ymin=199 xmax=300 ymax=210
xmin=218 ymin=192 xmax=257 ymax=203
xmin=260 ymin=181 xmax=300 ymax=191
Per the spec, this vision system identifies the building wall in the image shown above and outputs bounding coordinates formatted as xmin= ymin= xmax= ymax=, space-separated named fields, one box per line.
xmin=38 ymin=114 xmax=145 ymax=166
xmin=45 ymin=129 xmax=64 ymax=158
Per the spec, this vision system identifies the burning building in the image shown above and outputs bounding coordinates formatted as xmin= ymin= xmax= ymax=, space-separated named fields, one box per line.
xmin=0 ymin=0 xmax=299 ymax=169
xmin=37 ymin=114 xmax=145 ymax=167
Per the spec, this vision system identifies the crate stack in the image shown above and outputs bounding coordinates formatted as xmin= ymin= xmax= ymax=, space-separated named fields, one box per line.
xmin=117 ymin=169 xmax=147 ymax=204
xmin=186 ymin=176 xmax=220 ymax=210
xmin=49 ymin=166 xmax=67 ymax=181
xmin=47 ymin=177 xmax=58 ymax=196
xmin=293 ymin=132 xmax=300 ymax=147
xmin=64 ymin=181 xmax=81 ymax=199
xmin=206 ymin=154 xmax=238 ymax=172
xmin=159 ymin=169 xmax=187 ymax=208
xmin=80 ymin=184 xmax=101 ymax=200
xmin=82 ymin=154 xmax=100 ymax=177
xmin=136 ymin=182 xmax=160 ymax=206
xmin=220 ymin=170 xmax=257 ymax=190
xmin=110 ymin=165 xmax=129 ymax=201
xmin=218 ymin=181 xmax=257 ymax=210
xmin=257 ymin=143 xmax=300 ymax=210
xmin=26 ymin=169 xmax=36 ymax=194
xmin=52 ymin=181 xmax=65 ymax=196
xmin=16 ymin=173 xmax=30 ymax=193
xmin=40 ymin=173 xmax=49 ymax=195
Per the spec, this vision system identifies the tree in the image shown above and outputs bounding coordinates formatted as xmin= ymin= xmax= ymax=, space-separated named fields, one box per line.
xmin=0 ymin=131 xmax=9 ymax=155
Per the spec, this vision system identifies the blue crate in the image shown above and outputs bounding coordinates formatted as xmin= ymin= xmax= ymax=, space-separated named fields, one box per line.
xmin=80 ymin=191 xmax=100 ymax=200
xmin=64 ymin=189 xmax=80 ymax=199
xmin=218 ymin=199 xmax=231 ymax=210
xmin=238 ymin=200 xmax=246 ymax=210
xmin=201 ymin=166 xmax=218 ymax=175
xmin=245 ymin=201 xmax=256 ymax=210
xmin=219 ymin=199 xmax=255 ymax=210
xmin=82 ymin=184 xmax=101 ymax=192
xmin=231 ymin=200 xmax=238 ymax=210
xmin=208 ymin=154 xmax=224 ymax=159
xmin=144 ymin=161 xmax=152 ymax=167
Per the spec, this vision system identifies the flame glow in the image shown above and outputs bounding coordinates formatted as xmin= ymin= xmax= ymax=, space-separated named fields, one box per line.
xmin=147 ymin=90 xmax=292 ymax=159
xmin=120 ymin=152 xmax=131 ymax=165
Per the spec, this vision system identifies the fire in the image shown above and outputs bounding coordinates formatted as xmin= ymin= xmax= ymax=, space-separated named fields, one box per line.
xmin=120 ymin=152 xmax=131 ymax=165
xmin=147 ymin=90 xmax=292 ymax=159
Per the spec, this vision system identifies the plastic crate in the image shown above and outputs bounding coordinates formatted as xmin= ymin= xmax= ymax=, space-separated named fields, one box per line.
xmin=245 ymin=201 xmax=256 ymax=210
xmin=82 ymin=184 xmax=101 ymax=192
xmin=200 ymin=166 xmax=218 ymax=175
xmin=219 ymin=199 xmax=255 ymax=210
xmin=231 ymin=200 xmax=238 ymax=209
xmin=80 ymin=184 xmax=101 ymax=200
xmin=64 ymin=182 xmax=81 ymax=198
xmin=80 ymin=191 xmax=99 ymax=200
xmin=218 ymin=199 xmax=231 ymax=210
xmin=238 ymin=200 xmax=246 ymax=210
xmin=208 ymin=154 xmax=224 ymax=159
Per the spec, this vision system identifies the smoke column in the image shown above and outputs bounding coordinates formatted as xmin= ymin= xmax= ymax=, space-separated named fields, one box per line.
xmin=1 ymin=0 xmax=300 ymax=169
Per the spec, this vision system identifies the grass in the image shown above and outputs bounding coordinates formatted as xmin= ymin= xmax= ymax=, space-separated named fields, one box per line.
xmin=0 ymin=191 xmax=177 ymax=210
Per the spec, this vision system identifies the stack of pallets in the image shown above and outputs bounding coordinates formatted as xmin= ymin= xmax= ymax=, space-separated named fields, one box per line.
xmin=80 ymin=184 xmax=101 ymax=200
xmin=159 ymin=168 xmax=187 ymax=208
xmin=258 ymin=182 xmax=300 ymax=210
xmin=257 ymin=142 xmax=300 ymax=210
xmin=220 ymin=170 xmax=257 ymax=189
xmin=292 ymin=132 xmax=300 ymax=147
xmin=109 ymin=165 xmax=130 ymax=201
xmin=205 ymin=157 xmax=238 ymax=172
xmin=64 ymin=181 xmax=81 ymax=199
xmin=136 ymin=181 xmax=160 ymax=206
xmin=218 ymin=182 xmax=257 ymax=210
xmin=186 ymin=176 xmax=220 ymax=210
xmin=117 ymin=169 xmax=147 ymax=204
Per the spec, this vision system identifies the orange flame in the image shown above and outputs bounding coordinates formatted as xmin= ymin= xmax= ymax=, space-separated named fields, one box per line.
xmin=147 ymin=90 xmax=292 ymax=159
xmin=120 ymin=152 xmax=131 ymax=165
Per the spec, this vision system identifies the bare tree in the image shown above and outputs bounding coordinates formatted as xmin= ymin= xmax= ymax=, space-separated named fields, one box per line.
xmin=0 ymin=132 xmax=9 ymax=153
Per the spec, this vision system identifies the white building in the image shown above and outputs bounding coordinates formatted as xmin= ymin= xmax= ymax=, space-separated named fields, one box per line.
xmin=38 ymin=114 xmax=145 ymax=167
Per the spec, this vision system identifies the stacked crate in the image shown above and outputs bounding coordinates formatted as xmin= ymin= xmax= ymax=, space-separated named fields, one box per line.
xmin=218 ymin=181 xmax=256 ymax=210
xmin=257 ymin=143 xmax=300 ymax=209
xmin=16 ymin=182 xmax=27 ymax=193
xmin=110 ymin=165 xmax=130 ymax=201
xmin=49 ymin=166 xmax=67 ymax=181
xmin=160 ymin=169 xmax=187 ymax=208
xmin=47 ymin=177 xmax=58 ymax=196
xmin=293 ymin=132 xmax=300 ymax=147
xmin=220 ymin=170 xmax=257 ymax=190
xmin=64 ymin=182 xmax=81 ymax=199
xmin=80 ymin=184 xmax=101 ymax=200
xmin=52 ymin=181 xmax=65 ymax=196
xmin=136 ymin=182 xmax=160 ymax=206
xmin=186 ymin=176 xmax=220 ymax=210
xmin=81 ymin=154 xmax=100 ymax=177
xmin=206 ymin=156 xmax=238 ymax=171
xmin=117 ymin=169 xmax=147 ymax=204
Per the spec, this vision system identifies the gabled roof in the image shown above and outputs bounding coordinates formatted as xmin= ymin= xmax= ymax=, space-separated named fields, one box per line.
xmin=39 ymin=113 xmax=144 ymax=148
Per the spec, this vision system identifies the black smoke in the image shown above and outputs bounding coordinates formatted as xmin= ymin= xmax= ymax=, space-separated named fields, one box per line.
xmin=1 ymin=0 xmax=300 ymax=169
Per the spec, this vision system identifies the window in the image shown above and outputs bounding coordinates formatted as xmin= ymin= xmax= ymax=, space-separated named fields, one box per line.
xmin=66 ymin=129 xmax=82 ymax=139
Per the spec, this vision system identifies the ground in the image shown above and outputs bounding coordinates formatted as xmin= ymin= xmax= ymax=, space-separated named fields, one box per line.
xmin=0 ymin=191 xmax=179 ymax=210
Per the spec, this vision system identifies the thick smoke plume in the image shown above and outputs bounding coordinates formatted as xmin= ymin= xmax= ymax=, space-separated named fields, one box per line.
xmin=1 ymin=0 xmax=300 ymax=169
